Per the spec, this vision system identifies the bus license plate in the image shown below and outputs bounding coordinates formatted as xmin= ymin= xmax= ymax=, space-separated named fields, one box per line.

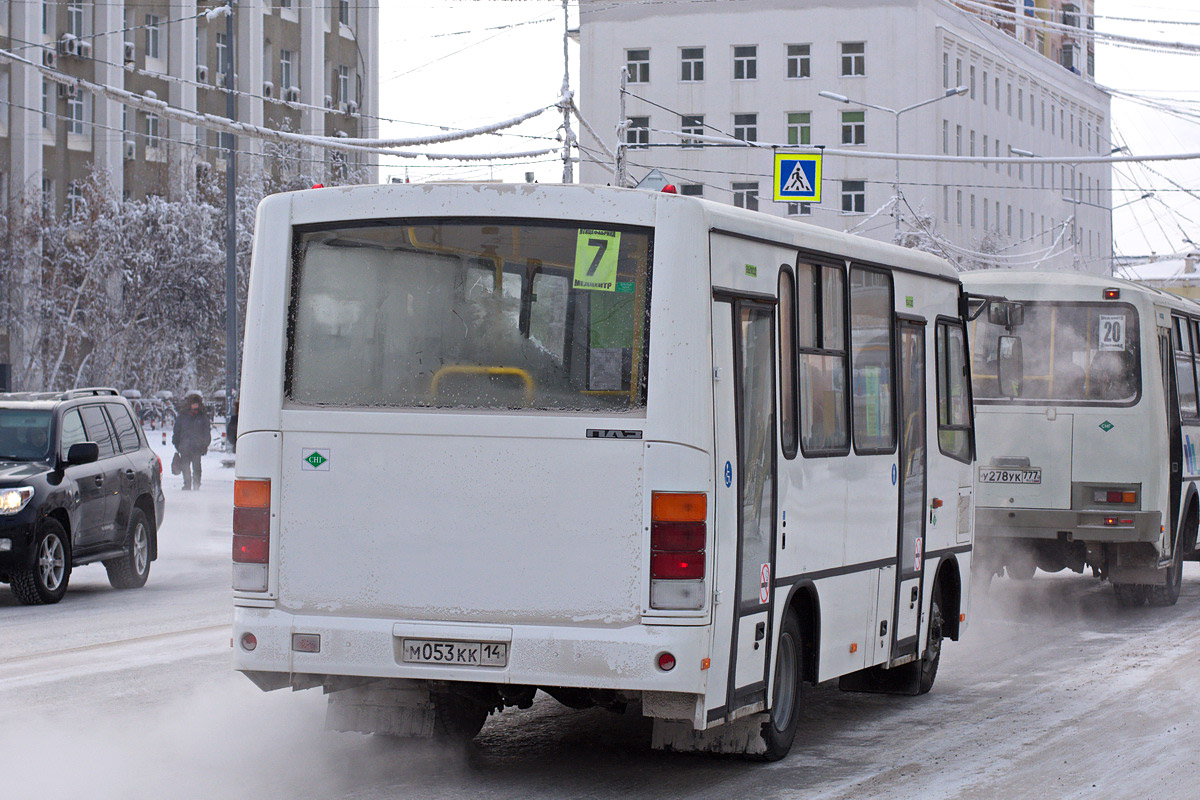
xmin=978 ymin=467 xmax=1042 ymax=484
xmin=401 ymin=639 xmax=508 ymax=667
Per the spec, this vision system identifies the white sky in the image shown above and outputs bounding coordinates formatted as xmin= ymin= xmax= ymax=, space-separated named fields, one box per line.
xmin=376 ymin=0 xmax=1200 ymax=259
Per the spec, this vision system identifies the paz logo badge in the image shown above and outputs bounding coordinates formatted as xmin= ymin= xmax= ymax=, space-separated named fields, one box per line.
xmin=302 ymin=448 xmax=330 ymax=470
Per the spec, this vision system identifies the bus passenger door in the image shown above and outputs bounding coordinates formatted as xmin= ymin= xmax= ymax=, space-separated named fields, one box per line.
xmin=893 ymin=318 xmax=927 ymax=661
xmin=714 ymin=298 xmax=777 ymax=714
xmin=1161 ymin=330 xmax=1183 ymax=547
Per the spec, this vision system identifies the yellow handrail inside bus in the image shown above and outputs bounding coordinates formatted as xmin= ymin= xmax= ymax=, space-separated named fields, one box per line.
xmin=430 ymin=365 xmax=536 ymax=404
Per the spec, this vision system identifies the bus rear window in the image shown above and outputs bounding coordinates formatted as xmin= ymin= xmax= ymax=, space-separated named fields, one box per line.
xmin=286 ymin=220 xmax=651 ymax=411
xmin=971 ymin=302 xmax=1139 ymax=405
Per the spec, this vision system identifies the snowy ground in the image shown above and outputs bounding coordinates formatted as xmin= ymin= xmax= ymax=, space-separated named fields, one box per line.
xmin=3 ymin=436 xmax=1200 ymax=799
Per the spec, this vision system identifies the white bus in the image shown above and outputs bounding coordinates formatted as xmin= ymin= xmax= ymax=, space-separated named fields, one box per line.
xmin=231 ymin=183 xmax=975 ymax=759
xmin=963 ymin=270 xmax=1200 ymax=606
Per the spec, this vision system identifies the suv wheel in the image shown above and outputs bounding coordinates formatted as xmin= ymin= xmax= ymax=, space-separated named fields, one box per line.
xmin=105 ymin=508 xmax=151 ymax=590
xmin=10 ymin=518 xmax=71 ymax=605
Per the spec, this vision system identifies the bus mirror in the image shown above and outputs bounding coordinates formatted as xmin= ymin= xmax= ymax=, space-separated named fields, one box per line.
xmin=998 ymin=335 xmax=1023 ymax=398
xmin=988 ymin=301 xmax=1025 ymax=329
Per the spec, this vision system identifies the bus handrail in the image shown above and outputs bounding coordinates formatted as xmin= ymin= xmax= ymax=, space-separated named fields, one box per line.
xmin=430 ymin=365 xmax=536 ymax=404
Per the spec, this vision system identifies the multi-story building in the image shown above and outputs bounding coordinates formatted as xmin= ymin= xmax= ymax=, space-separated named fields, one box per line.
xmin=0 ymin=0 xmax=378 ymax=213
xmin=578 ymin=0 xmax=1111 ymax=273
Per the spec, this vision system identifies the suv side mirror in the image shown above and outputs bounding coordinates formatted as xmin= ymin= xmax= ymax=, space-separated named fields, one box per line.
xmin=998 ymin=335 xmax=1023 ymax=398
xmin=66 ymin=442 xmax=100 ymax=465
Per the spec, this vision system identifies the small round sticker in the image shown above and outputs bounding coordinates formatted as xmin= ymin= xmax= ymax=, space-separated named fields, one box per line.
xmin=724 ymin=461 xmax=733 ymax=488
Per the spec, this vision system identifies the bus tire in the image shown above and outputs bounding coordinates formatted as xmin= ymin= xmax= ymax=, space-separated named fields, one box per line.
xmin=757 ymin=612 xmax=804 ymax=762
xmin=1148 ymin=533 xmax=1185 ymax=607
xmin=1005 ymin=549 xmax=1036 ymax=580
xmin=916 ymin=595 xmax=945 ymax=695
xmin=431 ymin=692 xmax=488 ymax=743
xmin=1113 ymin=582 xmax=1146 ymax=607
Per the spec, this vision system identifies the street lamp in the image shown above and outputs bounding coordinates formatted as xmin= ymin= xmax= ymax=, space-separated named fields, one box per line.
xmin=818 ymin=85 xmax=968 ymax=235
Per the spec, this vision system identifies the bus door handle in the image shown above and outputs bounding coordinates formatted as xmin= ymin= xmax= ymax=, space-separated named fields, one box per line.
xmin=754 ymin=622 xmax=765 ymax=649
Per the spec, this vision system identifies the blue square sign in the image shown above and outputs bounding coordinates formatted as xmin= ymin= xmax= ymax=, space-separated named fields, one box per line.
xmin=773 ymin=153 xmax=822 ymax=203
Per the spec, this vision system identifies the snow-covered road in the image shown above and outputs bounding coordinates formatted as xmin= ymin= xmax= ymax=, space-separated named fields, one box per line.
xmin=2 ymin=437 xmax=1199 ymax=799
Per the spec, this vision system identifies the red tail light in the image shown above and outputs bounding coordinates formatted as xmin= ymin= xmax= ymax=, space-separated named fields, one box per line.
xmin=233 ymin=479 xmax=270 ymax=564
xmin=651 ymin=551 xmax=706 ymax=579
xmin=650 ymin=492 xmax=706 ymax=582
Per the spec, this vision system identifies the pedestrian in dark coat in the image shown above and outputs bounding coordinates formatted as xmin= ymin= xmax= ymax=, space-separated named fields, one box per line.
xmin=172 ymin=392 xmax=211 ymax=490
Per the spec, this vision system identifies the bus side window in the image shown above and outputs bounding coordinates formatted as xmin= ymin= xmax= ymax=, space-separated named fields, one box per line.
xmin=779 ymin=268 xmax=798 ymax=458
xmin=936 ymin=320 xmax=972 ymax=463
xmin=1174 ymin=317 xmax=1198 ymax=418
xmin=849 ymin=266 xmax=896 ymax=453
xmin=795 ymin=262 xmax=849 ymax=455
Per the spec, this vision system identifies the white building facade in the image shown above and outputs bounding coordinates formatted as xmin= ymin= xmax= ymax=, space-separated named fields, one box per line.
xmin=577 ymin=0 xmax=1112 ymax=273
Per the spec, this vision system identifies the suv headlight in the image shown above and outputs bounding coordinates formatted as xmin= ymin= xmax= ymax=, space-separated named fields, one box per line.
xmin=0 ymin=487 xmax=34 ymax=515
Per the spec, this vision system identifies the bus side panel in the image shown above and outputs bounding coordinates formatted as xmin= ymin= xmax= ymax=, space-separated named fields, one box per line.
xmin=814 ymin=572 xmax=876 ymax=681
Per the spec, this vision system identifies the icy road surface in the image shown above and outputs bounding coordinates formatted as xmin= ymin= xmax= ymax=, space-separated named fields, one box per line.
xmin=3 ymin=435 xmax=1200 ymax=799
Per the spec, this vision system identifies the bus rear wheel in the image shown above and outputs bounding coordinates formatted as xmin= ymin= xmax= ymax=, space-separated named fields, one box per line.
xmin=757 ymin=612 xmax=803 ymax=762
xmin=431 ymin=692 xmax=488 ymax=743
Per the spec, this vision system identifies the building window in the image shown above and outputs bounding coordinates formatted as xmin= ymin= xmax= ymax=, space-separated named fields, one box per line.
xmin=942 ymin=119 xmax=948 ymax=154
xmin=733 ymin=182 xmax=758 ymax=210
xmin=841 ymin=181 xmax=865 ymax=213
xmin=982 ymin=134 xmax=989 ymax=164
xmin=280 ymin=50 xmax=293 ymax=90
xmin=1006 ymin=83 xmax=1012 ymax=116
xmin=41 ymin=178 xmax=54 ymax=217
xmin=1017 ymin=88 xmax=1023 ymax=120
xmin=338 ymin=0 xmax=349 ymax=25
xmin=969 ymin=65 xmax=976 ymax=98
xmin=942 ymin=52 xmax=949 ymax=88
xmin=982 ymin=70 xmax=989 ymax=104
xmin=956 ymin=190 xmax=962 ymax=225
xmin=841 ymin=42 xmax=865 ymax=76
xmin=733 ymin=113 xmax=757 ymax=143
xmin=787 ymin=112 xmax=811 ymax=146
xmin=280 ymin=0 xmax=292 ymax=7
xmin=955 ymin=124 xmax=962 ymax=156
xmin=840 ymin=110 xmax=865 ymax=145
xmin=625 ymin=115 xmax=649 ymax=149
xmin=787 ymin=44 xmax=811 ymax=79
xmin=216 ymin=32 xmax=231 ymax=76
xmin=145 ymin=15 xmax=161 ymax=59
xmin=625 ymin=49 xmax=649 ymax=83
xmin=969 ymin=129 xmax=976 ymax=156
xmin=733 ymin=45 xmax=757 ymax=80
xmin=42 ymin=80 xmax=51 ymax=130
xmin=681 ymin=114 xmax=704 ymax=148
xmin=145 ymin=112 xmax=159 ymax=142
xmin=680 ymin=47 xmax=703 ymax=81
xmin=787 ymin=203 xmax=812 ymax=216
xmin=66 ymin=93 xmax=85 ymax=135
xmin=955 ymin=57 xmax=962 ymax=87
xmin=970 ymin=194 xmax=976 ymax=228
xmin=680 ymin=184 xmax=703 ymax=197
xmin=1062 ymin=3 xmax=1079 ymax=27
xmin=67 ymin=3 xmax=84 ymax=38
xmin=66 ymin=183 xmax=84 ymax=218
xmin=337 ymin=65 xmax=350 ymax=104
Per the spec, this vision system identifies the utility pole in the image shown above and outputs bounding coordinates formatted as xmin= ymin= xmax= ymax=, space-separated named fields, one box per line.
xmin=614 ymin=68 xmax=628 ymax=188
xmin=224 ymin=1 xmax=238 ymax=419
xmin=560 ymin=0 xmax=573 ymax=184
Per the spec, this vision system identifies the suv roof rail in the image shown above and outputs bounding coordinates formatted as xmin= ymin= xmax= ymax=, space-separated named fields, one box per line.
xmin=60 ymin=387 xmax=120 ymax=399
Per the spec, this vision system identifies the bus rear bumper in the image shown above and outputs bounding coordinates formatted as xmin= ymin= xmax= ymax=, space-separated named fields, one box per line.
xmin=233 ymin=606 xmax=712 ymax=695
xmin=975 ymin=507 xmax=1162 ymax=544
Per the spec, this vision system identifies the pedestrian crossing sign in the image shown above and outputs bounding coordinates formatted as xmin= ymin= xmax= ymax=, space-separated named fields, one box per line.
xmin=772 ymin=153 xmax=822 ymax=203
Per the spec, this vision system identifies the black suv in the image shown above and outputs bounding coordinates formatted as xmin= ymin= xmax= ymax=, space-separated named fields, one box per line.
xmin=0 ymin=388 xmax=165 ymax=605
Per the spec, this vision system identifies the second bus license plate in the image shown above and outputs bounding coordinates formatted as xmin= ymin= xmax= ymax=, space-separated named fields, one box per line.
xmin=978 ymin=467 xmax=1042 ymax=484
xmin=401 ymin=639 xmax=508 ymax=667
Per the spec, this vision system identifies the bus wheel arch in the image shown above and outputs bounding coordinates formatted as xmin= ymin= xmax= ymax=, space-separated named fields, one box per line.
xmin=933 ymin=557 xmax=962 ymax=642
xmin=781 ymin=582 xmax=820 ymax=687
xmin=1181 ymin=487 xmax=1199 ymax=560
